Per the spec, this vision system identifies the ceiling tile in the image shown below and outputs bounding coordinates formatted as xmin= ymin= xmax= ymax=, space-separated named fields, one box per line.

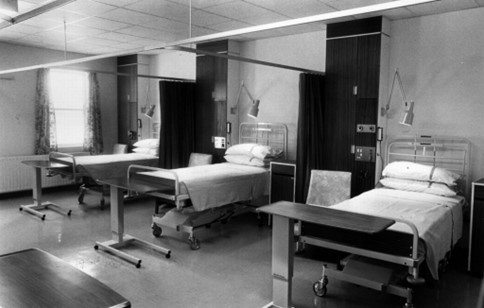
xmin=406 ymin=0 xmax=479 ymax=16
xmin=99 ymin=8 xmax=168 ymax=27
xmin=75 ymin=17 xmax=131 ymax=31
xmin=206 ymin=19 xmax=252 ymax=32
xmin=93 ymin=30 xmax=141 ymax=42
xmin=91 ymin=0 xmax=144 ymax=8
xmin=117 ymin=25 xmax=182 ymax=42
xmin=241 ymin=11 xmax=290 ymax=26
xmin=168 ymin=0 xmax=237 ymax=10
xmin=52 ymin=24 xmax=107 ymax=36
xmin=203 ymin=1 xmax=276 ymax=19
xmin=21 ymin=16 xmax=62 ymax=30
xmin=4 ymin=23 xmax=41 ymax=34
xmin=126 ymin=0 xmax=190 ymax=23
xmin=39 ymin=9 xmax=89 ymax=23
xmin=245 ymin=0 xmax=335 ymax=18
xmin=190 ymin=9 xmax=231 ymax=27
xmin=61 ymin=0 xmax=117 ymax=16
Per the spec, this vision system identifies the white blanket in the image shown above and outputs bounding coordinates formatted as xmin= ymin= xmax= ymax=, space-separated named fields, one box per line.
xmin=330 ymin=188 xmax=464 ymax=280
xmin=143 ymin=163 xmax=269 ymax=212
xmin=57 ymin=153 xmax=158 ymax=180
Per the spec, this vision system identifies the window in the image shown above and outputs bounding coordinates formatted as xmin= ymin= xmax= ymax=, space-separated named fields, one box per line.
xmin=48 ymin=69 xmax=89 ymax=148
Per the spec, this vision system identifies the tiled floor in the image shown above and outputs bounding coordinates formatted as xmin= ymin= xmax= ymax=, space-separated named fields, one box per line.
xmin=0 ymin=186 xmax=482 ymax=308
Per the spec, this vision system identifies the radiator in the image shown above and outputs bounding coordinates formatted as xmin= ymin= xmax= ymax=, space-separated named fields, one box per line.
xmin=0 ymin=155 xmax=73 ymax=194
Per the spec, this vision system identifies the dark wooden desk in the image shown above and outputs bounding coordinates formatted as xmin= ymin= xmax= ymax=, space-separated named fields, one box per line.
xmin=20 ymin=160 xmax=72 ymax=220
xmin=95 ymin=177 xmax=171 ymax=268
xmin=0 ymin=248 xmax=130 ymax=308
xmin=258 ymin=201 xmax=395 ymax=308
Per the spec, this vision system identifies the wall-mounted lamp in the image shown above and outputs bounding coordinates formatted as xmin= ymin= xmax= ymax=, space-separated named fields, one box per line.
xmin=234 ymin=80 xmax=260 ymax=119
xmin=144 ymin=104 xmax=156 ymax=118
xmin=381 ymin=68 xmax=414 ymax=126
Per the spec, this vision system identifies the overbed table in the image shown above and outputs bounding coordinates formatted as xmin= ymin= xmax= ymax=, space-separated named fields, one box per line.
xmin=0 ymin=248 xmax=130 ymax=308
xmin=94 ymin=177 xmax=171 ymax=268
xmin=258 ymin=201 xmax=395 ymax=308
xmin=19 ymin=160 xmax=72 ymax=220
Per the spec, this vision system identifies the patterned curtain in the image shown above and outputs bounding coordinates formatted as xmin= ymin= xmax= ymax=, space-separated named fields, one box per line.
xmin=34 ymin=68 xmax=57 ymax=154
xmin=83 ymin=72 xmax=103 ymax=154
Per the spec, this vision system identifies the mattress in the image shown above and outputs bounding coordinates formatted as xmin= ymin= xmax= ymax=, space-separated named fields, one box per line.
xmin=330 ymin=188 xmax=464 ymax=280
xmin=55 ymin=153 xmax=158 ymax=180
xmin=138 ymin=162 xmax=269 ymax=211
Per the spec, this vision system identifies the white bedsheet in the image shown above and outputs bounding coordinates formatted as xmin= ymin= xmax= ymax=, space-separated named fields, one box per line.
xmin=330 ymin=188 xmax=464 ymax=280
xmin=56 ymin=153 xmax=158 ymax=180
xmin=141 ymin=163 xmax=269 ymax=212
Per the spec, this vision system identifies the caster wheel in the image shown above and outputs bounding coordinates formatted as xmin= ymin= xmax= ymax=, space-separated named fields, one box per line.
xmin=19 ymin=207 xmax=23 ymax=211
xmin=189 ymin=238 xmax=200 ymax=250
xmin=41 ymin=215 xmax=46 ymax=221
xmin=152 ymin=224 xmax=162 ymax=237
xmin=136 ymin=261 xmax=141 ymax=268
xmin=313 ymin=281 xmax=327 ymax=297
xmin=94 ymin=245 xmax=99 ymax=250
xmin=100 ymin=199 xmax=105 ymax=210
xmin=67 ymin=210 xmax=72 ymax=216
xmin=166 ymin=252 xmax=171 ymax=259
xmin=78 ymin=195 xmax=84 ymax=204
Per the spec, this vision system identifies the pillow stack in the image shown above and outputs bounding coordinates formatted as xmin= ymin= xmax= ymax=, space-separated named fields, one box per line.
xmin=380 ymin=161 xmax=460 ymax=197
xmin=224 ymin=143 xmax=283 ymax=167
xmin=132 ymin=138 xmax=159 ymax=156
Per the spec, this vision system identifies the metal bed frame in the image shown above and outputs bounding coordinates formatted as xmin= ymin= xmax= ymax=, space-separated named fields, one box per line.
xmin=127 ymin=122 xmax=288 ymax=250
xmin=301 ymin=134 xmax=470 ymax=308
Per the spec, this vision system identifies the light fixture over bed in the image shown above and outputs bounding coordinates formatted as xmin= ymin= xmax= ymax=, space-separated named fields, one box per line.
xmin=234 ymin=80 xmax=260 ymax=119
xmin=382 ymin=68 xmax=415 ymax=126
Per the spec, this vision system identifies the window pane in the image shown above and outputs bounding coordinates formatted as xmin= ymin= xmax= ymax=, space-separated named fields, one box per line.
xmin=54 ymin=110 xmax=84 ymax=146
xmin=48 ymin=69 xmax=88 ymax=148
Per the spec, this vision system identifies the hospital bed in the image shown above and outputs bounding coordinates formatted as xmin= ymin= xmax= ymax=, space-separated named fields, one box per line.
xmin=48 ymin=151 xmax=159 ymax=208
xmin=127 ymin=122 xmax=288 ymax=250
xmin=300 ymin=135 xmax=470 ymax=307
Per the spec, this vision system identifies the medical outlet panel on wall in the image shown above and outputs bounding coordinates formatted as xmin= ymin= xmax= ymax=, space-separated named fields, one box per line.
xmin=214 ymin=137 xmax=226 ymax=149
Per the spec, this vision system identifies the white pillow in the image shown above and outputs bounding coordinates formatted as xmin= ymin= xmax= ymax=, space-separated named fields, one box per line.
xmin=225 ymin=143 xmax=273 ymax=160
xmin=380 ymin=177 xmax=457 ymax=197
xmin=133 ymin=138 xmax=159 ymax=149
xmin=133 ymin=147 xmax=158 ymax=156
xmin=382 ymin=161 xmax=460 ymax=186
xmin=224 ymin=155 xmax=265 ymax=167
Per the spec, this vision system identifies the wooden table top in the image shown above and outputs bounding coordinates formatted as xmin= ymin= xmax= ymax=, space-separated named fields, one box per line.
xmin=0 ymin=248 xmax=130 ymax=308
xmin=258 ymin=201 xmax=395 ymax=234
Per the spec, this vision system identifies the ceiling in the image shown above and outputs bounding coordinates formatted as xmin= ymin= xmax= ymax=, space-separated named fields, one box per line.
xmin=0 ymin=0 xmax=483 ymax=56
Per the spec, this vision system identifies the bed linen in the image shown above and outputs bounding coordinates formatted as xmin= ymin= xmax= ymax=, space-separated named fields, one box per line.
xmin=329 ymin=188 xmax=464 ymax=279
xmin=55 ymin=153 xmax=158 ymax=180
xmin=138 ymin=162 xmax=269 ymax=212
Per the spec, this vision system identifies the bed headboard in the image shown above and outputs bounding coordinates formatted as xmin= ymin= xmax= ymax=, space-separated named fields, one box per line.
xmin=239 ymin=122 xmax=288 ymax=159
xmin=386 ymin=135 xmax=471 ymax=195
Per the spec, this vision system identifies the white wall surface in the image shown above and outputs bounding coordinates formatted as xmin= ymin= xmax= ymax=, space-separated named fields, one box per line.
xmin=382 ymin=7 xmax=484 ymax=183
xmin=0 ymin=43 xmax=117 ymax=156
xmin=239 ymin=30 xmax=326 ymax=160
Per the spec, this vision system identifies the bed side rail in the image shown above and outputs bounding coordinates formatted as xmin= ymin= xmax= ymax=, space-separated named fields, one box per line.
xmin=127 ymin=165 xmax=188 ymax=208
xmin=48 ymin=152 xmax=79 ymax=178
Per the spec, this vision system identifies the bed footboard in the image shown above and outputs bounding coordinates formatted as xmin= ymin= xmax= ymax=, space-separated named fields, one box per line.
xmin=127 ymin=164 xmax=189 ymax=209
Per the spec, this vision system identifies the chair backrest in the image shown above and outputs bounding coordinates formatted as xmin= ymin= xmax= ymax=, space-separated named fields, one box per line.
xmin=188 ymin=153 xmax=213 ymax=167
xmin=113 ymin=144 xmax=128 ymax=154
xmin=306 ymin=170 xmax=351 ymax=207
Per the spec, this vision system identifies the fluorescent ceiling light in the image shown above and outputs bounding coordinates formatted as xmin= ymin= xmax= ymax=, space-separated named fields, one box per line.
xmin=0 ymin=0 xmax=438 ymax=76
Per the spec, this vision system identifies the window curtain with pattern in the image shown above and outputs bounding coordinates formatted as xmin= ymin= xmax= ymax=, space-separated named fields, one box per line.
xmin=158 ymin=81 xmax=195 ymax=169
xmin=83 ymin=72 xmax=103 ymax=154
xmin=295 ymin=73 xmax=326 ymax=203
xmin=34 ymin=68 xmax=57 ymax=155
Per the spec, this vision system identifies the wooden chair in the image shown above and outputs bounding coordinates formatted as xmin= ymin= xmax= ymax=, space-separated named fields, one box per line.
xmin=306 ymin=170 xmax=352 ymax=207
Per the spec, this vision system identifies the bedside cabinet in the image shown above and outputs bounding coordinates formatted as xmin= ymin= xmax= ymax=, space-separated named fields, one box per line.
xmin=270 ymin=161 xmax=296 ymax=204
xmin=469 ymin=178 xmax=484 ymax=276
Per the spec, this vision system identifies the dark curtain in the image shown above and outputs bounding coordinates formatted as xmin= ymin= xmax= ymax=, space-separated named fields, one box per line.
xmin=158 ymin=81 xmax=195 ymax=169
xmin=295 ymin=73 xmax=326 ymax=203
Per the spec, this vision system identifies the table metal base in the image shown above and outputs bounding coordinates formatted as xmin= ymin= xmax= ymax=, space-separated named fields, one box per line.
xmin=20 ymin=201 xmax=72 ymax=220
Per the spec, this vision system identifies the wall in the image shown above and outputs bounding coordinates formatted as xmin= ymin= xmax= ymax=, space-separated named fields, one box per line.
xmin=382 ymin=7 xmax=484 ymax=183
xmin=0 ymin=42 xmax=118 ymax=156
xmin=238 ymin=30 xmax=326 ymax=160
xmin=143 ymin=50 xmax=196 ymax=139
